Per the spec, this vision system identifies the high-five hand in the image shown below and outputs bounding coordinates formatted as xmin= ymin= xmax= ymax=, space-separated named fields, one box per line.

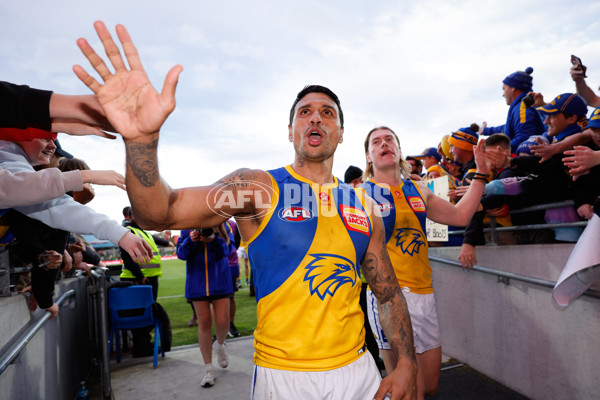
xmin=73 ymin=21 xmax=183 ymax=142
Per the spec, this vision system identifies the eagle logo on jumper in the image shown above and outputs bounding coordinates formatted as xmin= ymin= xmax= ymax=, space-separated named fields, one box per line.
xmin=395 ymin=228 xmax=425 ymax=255
xmin=304 ymin=254 xmax=358 ymax=300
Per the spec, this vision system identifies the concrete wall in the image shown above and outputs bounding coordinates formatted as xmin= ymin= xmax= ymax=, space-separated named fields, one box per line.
xmin=430 ymin=244 xmax=600 ymax=400
xmin=0 ymin=277 xmax=91 ymax=400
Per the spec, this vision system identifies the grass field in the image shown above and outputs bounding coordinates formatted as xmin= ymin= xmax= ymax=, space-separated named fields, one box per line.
xmin=156 ymin=258 xmax=257 ymax=347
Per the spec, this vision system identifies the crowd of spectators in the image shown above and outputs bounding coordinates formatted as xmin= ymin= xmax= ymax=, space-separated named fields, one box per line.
xmin=0 ymin=80 xmax=155 ymax=318
xmin=2 ymin=59 xmax=599 ymax=321
xmin=395 ymin=63 xmax=600 ymax=267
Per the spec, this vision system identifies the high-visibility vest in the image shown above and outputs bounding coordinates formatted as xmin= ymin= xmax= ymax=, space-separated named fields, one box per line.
xmin=120 ymin=226 xmax=162 ymax=279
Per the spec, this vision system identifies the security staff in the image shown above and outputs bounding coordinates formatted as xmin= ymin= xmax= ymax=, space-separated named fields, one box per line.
xmin=120 ymin=206 xmax=169 ymax=300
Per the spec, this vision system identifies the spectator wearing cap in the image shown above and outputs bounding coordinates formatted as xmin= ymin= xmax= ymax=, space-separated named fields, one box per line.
xmin=537 ymin=93 xmax=588 ymax=144
xmin=53 ymin=139 xmax=73 ymax=159
xmin=448 ymin=124 xmax=480 ymax=185
xmin=343 ymin=165 xmax=363 ymax=188
xmin=481 ymin=67 xmax=545 ymax=153
xmin=516 ymin=135 xmax=549 ymax=157
xmin=412 ymin=147 xmax=441 ymax=171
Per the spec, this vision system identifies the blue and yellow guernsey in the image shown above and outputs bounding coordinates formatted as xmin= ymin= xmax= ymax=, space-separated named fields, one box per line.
xmin=247 ymin=166 xmax=373 ymax=371
xmin=361 ymin=179 xmax=432 ymax=294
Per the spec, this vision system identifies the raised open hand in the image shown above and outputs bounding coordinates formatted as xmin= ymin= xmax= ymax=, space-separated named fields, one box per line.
xmin=530 ymin=137 xmax=556 ymax=163
xmin=73 ymin=21 xmax=183 ymax=142
xmin=563 ymin=146 xmax=600 ymax=180
xmin=472 ymin=139 xmax=492 ymax=175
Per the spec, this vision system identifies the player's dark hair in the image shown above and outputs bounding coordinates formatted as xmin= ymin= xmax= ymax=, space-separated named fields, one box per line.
xmin=289 ymin=85 xmax=344 ymax=127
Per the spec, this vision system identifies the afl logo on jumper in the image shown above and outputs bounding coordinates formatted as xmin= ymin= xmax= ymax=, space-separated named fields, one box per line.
xmin=379 ymin=202 xmax=393 ymax=213
xmin=279 ymin=206 xmax=313 ymax=222
xmin=340 ymin=205 xmax=370 ymax=235
xmin=408 ymin=196 xmax=426 ymax=212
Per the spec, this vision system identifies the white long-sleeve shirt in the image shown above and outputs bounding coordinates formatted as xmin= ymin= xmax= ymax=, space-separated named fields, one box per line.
xmin=0 ymin=140 xmax=127 ymax=245
xmin=0 ymin=167 xmax=83 ymax=209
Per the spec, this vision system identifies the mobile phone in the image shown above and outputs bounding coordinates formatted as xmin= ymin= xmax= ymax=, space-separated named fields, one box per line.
xmin=523 ymin=93 xmax=534 ymax=108
xmin=571 ymin=54 xmax=587 ymax=78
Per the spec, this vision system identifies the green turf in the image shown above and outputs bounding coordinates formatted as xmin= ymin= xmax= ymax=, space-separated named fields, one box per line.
xmin=156 ymin=258 xmax=257 ymax=347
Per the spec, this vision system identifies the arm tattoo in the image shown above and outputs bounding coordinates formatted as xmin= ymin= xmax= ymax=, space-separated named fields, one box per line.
xmin=361 ymin=250 xmax=395 ymax=303
xmin=126 ymin=140 xmax=160 ymax=187
xmin=379 ymin=292 xmax=415 ymax=362
xmin=362 ymin=250 xmax=416 ymax=363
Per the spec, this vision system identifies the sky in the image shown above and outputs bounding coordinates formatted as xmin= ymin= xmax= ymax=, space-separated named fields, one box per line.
xmin=1 ymin=0 xmax=600 ymax=232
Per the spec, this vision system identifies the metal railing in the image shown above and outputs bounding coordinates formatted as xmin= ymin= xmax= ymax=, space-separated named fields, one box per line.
xmin=0 ymin=265 xmax=113 ymax=398
xmin=90 ymin=268 xmax=112 ymax=399
xmin=448 ymin=200 xmax=588 ymax=244
xmin=0 ymin=289 xmax=76 ymax=375
xmin=429 ymin=255 xmax=600 ymax=301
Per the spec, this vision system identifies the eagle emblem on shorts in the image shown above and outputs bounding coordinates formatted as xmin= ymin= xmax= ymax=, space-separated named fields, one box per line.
xmin=395 ymin=228 xmax=425 ymax=256
xmin=304 ymin=254 xmax=358 ymax=300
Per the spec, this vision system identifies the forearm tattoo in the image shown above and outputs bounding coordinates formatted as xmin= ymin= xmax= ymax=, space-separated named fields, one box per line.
xmin=362 ymin=250 xmax=395 ymax=303
xmin=362 ymin=249 xmax=416 ymax=363
xmin=126 ymin=140 xmax=160 ymax=187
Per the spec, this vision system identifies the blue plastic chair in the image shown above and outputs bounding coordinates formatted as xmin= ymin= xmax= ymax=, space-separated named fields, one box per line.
xmin=108 ymin=285 xmax=165 ymax=368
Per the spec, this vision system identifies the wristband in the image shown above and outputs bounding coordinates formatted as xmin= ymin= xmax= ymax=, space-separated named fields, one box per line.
xmin=473 ymin=172 xmax=490 ymax=184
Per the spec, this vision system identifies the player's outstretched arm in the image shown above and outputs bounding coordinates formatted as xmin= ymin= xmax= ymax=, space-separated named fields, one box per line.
xmin=362 ymin=205 xmax=417 ymax=400
xmin=425 ymin=139 xmax=490 ymax=227
xmin=73 ymin=21 xmax=183 ymax=228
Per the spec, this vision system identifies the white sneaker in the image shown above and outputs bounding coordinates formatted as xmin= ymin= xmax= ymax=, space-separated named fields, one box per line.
xmin=201 ymin=369 xmax=215 ymax=387
xmin=213 ymin=341 xmax=229 ymax=368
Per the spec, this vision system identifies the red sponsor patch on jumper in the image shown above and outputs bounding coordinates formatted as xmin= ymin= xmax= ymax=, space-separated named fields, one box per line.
xmin=319 ymin=192 xmax=330 ymax=204
xmin=394 ymin=190 xmax=402 ymax=198
xmin=407 ymin=196 xmax=426 ymax=212
xmin=340 ymin=205 xmax=370 ymax=235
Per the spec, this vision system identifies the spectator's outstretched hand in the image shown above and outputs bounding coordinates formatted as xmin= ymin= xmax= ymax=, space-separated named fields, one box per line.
xmin=472 ymin=139 xmax=492 ymax=175
xmin=477 ymin=122 xmax=487 ymax=136
xmin=39 ymin=250 xmax=63 ymax=270
xmin=119 ymin=231 xmax=153 ymax=264
xmin=45 ymin=303 xmax=59 ymax=319
xmin=75 ymin=260 xmax=92 ymax=275
xmin=485 ymin=146 xmax=510 ymax=170
xmin=459 ymin=243 xmax=477 ymax=269
xmin=570 ymin=64 xmax=587 ymax=81
xmin=73 ymin=21 xmax=183 ymax=143
xmin=80 ymin=170 xmax=126 ymax=190
xmin=577 ymin=204 xmax=594 ymax=220
xmin=51 ymin=119 xmax=117 ymax=139
xmin=19 ymin=286 xmax=38 ymax=311
xmin=62 ymin=250 xmax=73 ymax=272
xmin=67 ymin=237 xmax=86 ymax=254
xmin=530 ymin=137 xmax=556 ymax=163
xmin=448 ymin=185 xmax=469 ymax=199
xmin=563 ymin=146 xmax=600 ymax=180
xmin=17 ymin=287 xmax=58 ymax=318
